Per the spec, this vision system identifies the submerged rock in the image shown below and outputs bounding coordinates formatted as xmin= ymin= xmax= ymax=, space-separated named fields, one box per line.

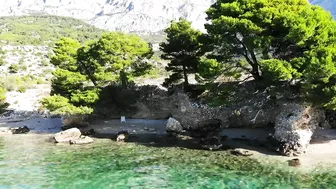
xmin=188 ymin=119 xmax=222 ymax=137
xmin=82 ymin=129 xmax=96 ymax=136
xmin=116 ymin=130 xmax=129 ymax=142
xmin=230 ymin=149 xmax=253 ymax=157
xmin=54 ymin=128 xmax=82 ymax=143
xmin=199 ymin=135 xmax=224 ymax=151
xmin=272 ymin=103 xmax=324 ymax=156
xmin=288 ymin=158 xmax=301 ymax=167
xmin=166 ymin=117 xmax=183 ymax=136
xmin=11 ymin=126 xmax=30 ymax=134
xmin=69 ymin=136 xmax=94 ymax=145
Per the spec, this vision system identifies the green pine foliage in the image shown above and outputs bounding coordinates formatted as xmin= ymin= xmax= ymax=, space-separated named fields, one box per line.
xmin=205 ymin=0 xmax=336 ymax=80
xmin=204 ymin=0 xmax=336 ymax=109
xmin=43 ymin=32 xmax=153 ymax=115
xmin=36 ymin=0 xmax=336 ymax=112
xmin=160 ymin=18 xmax=204 ymax=86
xmin=41 ymin=95 xmax=93 ymax=115
xmin=77 ymin=32 xmax=153 ymax=88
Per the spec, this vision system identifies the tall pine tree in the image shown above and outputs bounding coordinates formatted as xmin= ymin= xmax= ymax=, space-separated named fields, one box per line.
xmin=160 ymin=18 xmax=204 ymax=87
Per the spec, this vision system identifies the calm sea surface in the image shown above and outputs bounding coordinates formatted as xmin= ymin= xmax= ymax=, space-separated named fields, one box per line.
xmin=0 ymin=134 xmax=335 ymax=189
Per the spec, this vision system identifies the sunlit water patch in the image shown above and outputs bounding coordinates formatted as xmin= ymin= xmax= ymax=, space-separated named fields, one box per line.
xmin=0 ymin=134 xmax=335 ymax=189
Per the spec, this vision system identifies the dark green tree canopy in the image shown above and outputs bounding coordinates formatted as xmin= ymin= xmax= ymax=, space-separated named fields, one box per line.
xmin=44 ymin=32 xmax=153 ymax=115
xmin=160 ymin=18 xmax=204 ymax=86
xmin=205 ymin=0 xmax=336 ymax=81
xmin=50 ymin=37 xmax=81 ymax=72
xmin=77 ymin=32 xmax=153 ymax=87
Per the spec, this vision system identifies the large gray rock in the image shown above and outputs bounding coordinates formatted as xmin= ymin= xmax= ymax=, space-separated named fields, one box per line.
xmin=54 ymin=128 xmax=82 ymax=143
xmin=166 ymin=117 xmax=183 ymax=135
xmin=272 ymin=103 xmax=325 ymax=156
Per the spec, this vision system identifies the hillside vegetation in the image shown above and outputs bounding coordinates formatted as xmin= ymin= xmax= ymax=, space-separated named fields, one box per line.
xmin=40 ymin=0 xmax=336 ymax=116
xmin=0 ymin=16 xmax=104 ymax=45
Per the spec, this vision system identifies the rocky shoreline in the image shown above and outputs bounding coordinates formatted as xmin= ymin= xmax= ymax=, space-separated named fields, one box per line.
xmin=0 ymin=83 xmax=336 ymax=171
xmin=0 ymin=108 xmax=336 ymax=171
xmin=82 ymin=84 xmax=332 ymax=157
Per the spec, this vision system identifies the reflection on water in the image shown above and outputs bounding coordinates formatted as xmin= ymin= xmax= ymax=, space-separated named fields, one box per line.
xmin=0 ymin=134 xmax=335 ymax=189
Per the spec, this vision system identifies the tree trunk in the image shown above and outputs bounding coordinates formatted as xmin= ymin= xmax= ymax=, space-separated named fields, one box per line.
xmin=251 ymin=64 xmax=262 ymax=81
xmin=120 ymin=70 xmax=128 ymax=89
xmin=182 ymin=65 xmax=189 ymax=86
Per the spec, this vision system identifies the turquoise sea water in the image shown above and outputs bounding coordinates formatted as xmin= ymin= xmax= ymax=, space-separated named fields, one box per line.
xmin=0 ymin=134 xmax=335 ymax=189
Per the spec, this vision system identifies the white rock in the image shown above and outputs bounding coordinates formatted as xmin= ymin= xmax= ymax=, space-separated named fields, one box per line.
xmin=166 ymin=117 xmax=183 ymax=134
xmin=273 ymin=103 xmax=323 ymax=156
xmin=53 ymin=128 xmax=82 ymax=143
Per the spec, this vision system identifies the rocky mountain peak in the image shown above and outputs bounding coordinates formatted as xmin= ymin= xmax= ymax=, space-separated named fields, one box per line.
xmin=0 ymin=0 xmax=216 ymax=33
xmin=0 ymin=0 xmax=333 ymax=34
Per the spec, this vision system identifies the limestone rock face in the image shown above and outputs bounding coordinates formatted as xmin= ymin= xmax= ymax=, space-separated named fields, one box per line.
xmin=169 ymin=92 xmax=229 ymax=130
xmin=54 ymin=128 xmax=82 ymax=143
xmin=272 ymin=103 xmax=325 ymax=156
xmin=166 ymin=117 xmax=183 ymax=135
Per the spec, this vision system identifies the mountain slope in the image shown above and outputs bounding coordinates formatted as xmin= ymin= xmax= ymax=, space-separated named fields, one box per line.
xmin=0 ymin=0 xmax=333 ymax=34
xmin=0 ymin=0 xmax=215 ymax=34
xmin=0 ymin=16 xmax=104 ymax=45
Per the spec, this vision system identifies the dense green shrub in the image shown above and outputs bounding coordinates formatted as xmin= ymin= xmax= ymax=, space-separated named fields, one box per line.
xmin=8 ymin=64 xmax=19 ymax=73
xmin=0 ymin=57 xmax=6 ymax=66
xmin=43 ymin=32 xmax=153 ymax=114
xmin=0 ymin=87 xmax=9 ymax=113
xmin=206 ymin=0 xmax=336 ymax=81
xmin=41 ymin=95 xmax=93 ymax=115
xmin=18 ymin=86 xmax=27 ymax=93
xmin=204 ymin=0 xmax=336 ymax=109
xmin=41 ymin=60 xmax=49 ymax=67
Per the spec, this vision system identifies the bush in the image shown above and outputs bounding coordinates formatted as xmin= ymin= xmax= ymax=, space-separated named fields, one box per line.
xmin=20 ymin=65 xmax=28 ymax=71
xmin=36 ymin=78 xmax=45 ymax=84
xmin=41 ymin=59 xmax=49 ymax=67
xmin=41 ymin=95 xmax=93 ymax=115
xmin=0 ymin=57 xmax=5 ymax=66
xmin=0 ymin=75 xmax=42 ymax=92
xmin=18 ymin=86 xmax=27 ymax=93
xmin=8 ymin=64 xmax=20 ymax=73
xmin=0 ymin=86 xmax=9 ymax=113
xmin=18 ymin=58 xmax=24 ymax=65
